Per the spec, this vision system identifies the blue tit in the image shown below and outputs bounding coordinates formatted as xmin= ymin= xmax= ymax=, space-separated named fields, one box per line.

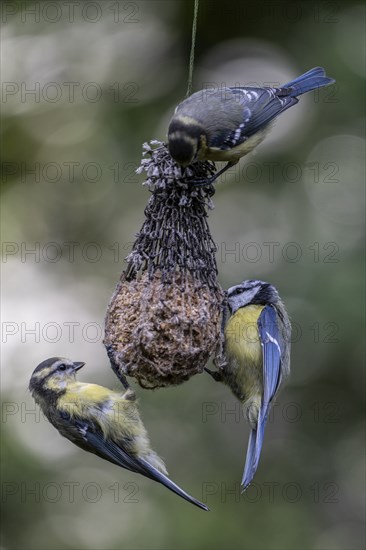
xmin=206 ymin=280 xmax=291 ymax=490
xmin=168 ymin=67 xmax=335 ymax=183
xmin=29 ymin=357 xmax=208 ymax=511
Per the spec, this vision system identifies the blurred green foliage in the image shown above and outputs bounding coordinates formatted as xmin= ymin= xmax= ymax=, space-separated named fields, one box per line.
xmin=1 ymin=1 xmax=365 ymax=549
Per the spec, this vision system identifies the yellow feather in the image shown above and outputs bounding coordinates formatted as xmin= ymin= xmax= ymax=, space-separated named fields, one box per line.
xmin=33 ymin=366 xmax=53 ymax=379
xmin=225 ymin=305 xmax=264 ymax=363
xmin=58 ymin=383 xmax=145 ymax=441
xmin=175 ymin=114 xmax=201 ymax=126
xmin=202 ymin=129 xmax=269 ymax=162
xmin=224 ymin=305 xmax=264 ymax=419
xmin=58 ymin=382 xmax=110 ymax=406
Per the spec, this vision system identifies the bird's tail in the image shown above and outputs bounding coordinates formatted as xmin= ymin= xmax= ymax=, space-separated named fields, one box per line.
xmin=283 ymin=67 xmax=335 ymax=97
xmin=241 ymin=406 xmax=268 ymax=491
xmin=82 ymin=428 xmax=208 ymax=511
xmin=140 ymin=457 xmax=209 ymax=511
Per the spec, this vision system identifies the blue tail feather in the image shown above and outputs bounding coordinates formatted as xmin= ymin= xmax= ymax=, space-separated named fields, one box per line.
xmin=283 ymin=67 xmax=335 ymax=97
xmin=139 ymin=457 xmax=210 ymax=511
xmin=241 ymin=429 xmax=257 ymax=490
xmin=241 ymin=409 xmax=268 ymax=491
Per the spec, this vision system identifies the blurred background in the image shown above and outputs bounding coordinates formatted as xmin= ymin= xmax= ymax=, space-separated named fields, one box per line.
xmin=1 ymin=1 xmax=365 ymax=549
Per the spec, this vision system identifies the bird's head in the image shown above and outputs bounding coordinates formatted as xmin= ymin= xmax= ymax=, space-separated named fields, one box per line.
xmin=29 ymin=357 xmax=85 ymax=396
xmin=168 ymin=115 xmax=206 ymax=167
xmin=227 ymin=280 xmax=279 ymax=314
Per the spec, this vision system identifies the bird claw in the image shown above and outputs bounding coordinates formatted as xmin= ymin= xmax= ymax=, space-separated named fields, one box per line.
xmin=204 ymin=367 xmax=224 ymax=382
xmin=123 ymin=388 xmax=136 ymax=401
xmin=214 ymin=355 xmax=229 ymax=370
xmin=185 ymin=176 xmax=213 ymax=187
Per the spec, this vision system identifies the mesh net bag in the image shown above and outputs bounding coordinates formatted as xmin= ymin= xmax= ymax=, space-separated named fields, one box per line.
xmin=104 ymin=141 xmax=224 ymax=389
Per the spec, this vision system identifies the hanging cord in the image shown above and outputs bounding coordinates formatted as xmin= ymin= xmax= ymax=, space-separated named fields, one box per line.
xmin=186 ymin=0 xmax=199 ymax=97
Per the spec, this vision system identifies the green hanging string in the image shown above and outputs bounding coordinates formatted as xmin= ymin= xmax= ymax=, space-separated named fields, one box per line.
xmin=186 ymin=0 xmax=199 ymax=97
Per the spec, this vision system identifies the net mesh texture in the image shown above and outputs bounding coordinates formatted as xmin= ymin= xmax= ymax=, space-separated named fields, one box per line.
xmin=104 ymin=141 xmax=224 ymax=388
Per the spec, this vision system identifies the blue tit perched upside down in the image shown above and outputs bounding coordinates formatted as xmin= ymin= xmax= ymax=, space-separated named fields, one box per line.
xmin=168 ymin=67 xmax=335 ymax=183
xmin=29 ymin=358 xmax=208 ymax=511
xmin=206 ymin=280 xmax=291 ymax=490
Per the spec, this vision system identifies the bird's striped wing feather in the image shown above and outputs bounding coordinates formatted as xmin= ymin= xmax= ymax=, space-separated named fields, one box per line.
xmin=226 ymin=87 xmax=297 ymax=143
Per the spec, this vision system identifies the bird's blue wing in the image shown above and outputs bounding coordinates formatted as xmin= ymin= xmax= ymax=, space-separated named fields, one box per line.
xmin=258 ymin=304 xmax=283 ymax=409
xmin=242 ymin=304 xmax=282 ymax=491
xmin=210 ymin=87 xmax=297 ymax=151
xmin=229 ymin=87 xmax=298 ymax=140
xmin=205 ymin=86 xmax=296 ymax=151
xmin=227 ymin=67 xmax=335 ymax=147
xmin=71 ymin=418 xmax=208 ymax=511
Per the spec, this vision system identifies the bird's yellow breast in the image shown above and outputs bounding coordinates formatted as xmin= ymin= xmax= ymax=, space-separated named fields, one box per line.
xmin=225 ymin=305 xmax=264 ymax=364
xmin=57 ymin=382 xmax=144 ymax=441
xmin=58 ymin=382 xmax=112 ymax=408
xmin=224 ymin=305 xmax=265 ymax=410
xmin=200 ymin=129 xmax=269 ymax=163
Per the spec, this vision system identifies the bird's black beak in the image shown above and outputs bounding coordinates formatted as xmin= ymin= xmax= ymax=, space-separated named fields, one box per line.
xmin=73 ymin=362 xmax=85 ymax=371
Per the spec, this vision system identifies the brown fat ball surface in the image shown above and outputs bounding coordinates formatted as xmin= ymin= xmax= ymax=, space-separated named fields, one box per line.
xmin=104 ymin=272 xmax=223 ymax=389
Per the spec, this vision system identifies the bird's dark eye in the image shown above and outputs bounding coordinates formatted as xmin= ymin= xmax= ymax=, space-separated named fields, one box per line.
xmin=234 ymin=288 xmax=242 ymax=296
xmin=58 ymin=364 xmax=67 ymax=371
